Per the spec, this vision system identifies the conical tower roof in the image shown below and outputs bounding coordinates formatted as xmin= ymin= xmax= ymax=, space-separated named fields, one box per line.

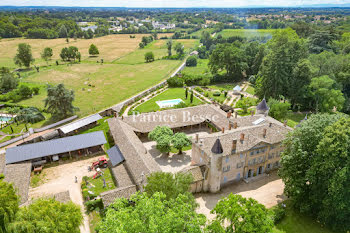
xmin=211 ymin=138 xmax=223 ymax=154
xmin=256 ymin=98 xmax=269 ymax=111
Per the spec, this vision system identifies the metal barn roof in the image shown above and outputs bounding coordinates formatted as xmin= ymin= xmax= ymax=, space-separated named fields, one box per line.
xmin=59 ymin=114 xmax=102 ymax=134
xmin=5 ymin=131 xmax=107 ymax=164
xmin=106 ymin=145 xmax=125 ymax=167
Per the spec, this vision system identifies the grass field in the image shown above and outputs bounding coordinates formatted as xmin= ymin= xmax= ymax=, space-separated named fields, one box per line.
xmin=86 ymin=168 xmax=115 ymax=196
xmin=217 ymin=29 xmax=276 ymax=39
xmin=274 ymin=202 xmax=335 ymax=233
xmin=182 ymin=59 xmax=209 ymax=76
xmin=4 ymin=37 xmax=198 ymax=117
xmin=245 ymin=85 xmax=256 ymax=95
xmin=133 ymin=88 xmax=202 ymax=113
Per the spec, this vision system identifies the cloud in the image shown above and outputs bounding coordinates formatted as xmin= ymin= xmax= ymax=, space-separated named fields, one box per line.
xmin=1 ymin=0 xmax=349 ymax=7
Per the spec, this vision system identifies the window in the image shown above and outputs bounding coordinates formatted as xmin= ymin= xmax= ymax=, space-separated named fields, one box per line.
xmin=240 ymin=153 xmax=244 ymax=159
xmin=250 ymin=151 xmax=254 ymax=156
xmin=225 ymin=156 xmax=229 ymax=163
xmin=267 ymin=163 xmax=271 ymax=169
xmin=268 ymin=153 xmax=274 ymax=159
xmin=200 ymin=157 xmax=203 ymax=163
xmin=223 ymin=165 xmax=230 ymax=172
xmin=201 ymin=150 xmax=204 ymax=155
xmin=224 ymin=176 xmax=227 ymax=183
xmin=253 ymin=158 xmax=256 ymax=164
xmin=236 ymin=162 xmax=243 ymax=168
xmin=271 ymin=145 xmax=275 ymax=150
xmin=261 ymin=148 xmax=265 ymax=153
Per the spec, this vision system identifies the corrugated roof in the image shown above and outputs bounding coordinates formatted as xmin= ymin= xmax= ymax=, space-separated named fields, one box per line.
xmin=6 ymin=131 xmax=107 ymax=164
xmin=59 ymin=114 xmax=102 ymax=134
xmin=107 ymin=145 xmax=125 ymax=167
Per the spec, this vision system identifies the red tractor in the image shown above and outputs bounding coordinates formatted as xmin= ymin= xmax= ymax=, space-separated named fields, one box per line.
xmin=90 ymin=157 xmax=108 ymax=170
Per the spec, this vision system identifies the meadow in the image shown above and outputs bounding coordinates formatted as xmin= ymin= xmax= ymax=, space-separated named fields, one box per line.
xmin=1 ymin=36 xmax=198 ymax=117
xmin=217 ymin=29 xmax=276 ymax=38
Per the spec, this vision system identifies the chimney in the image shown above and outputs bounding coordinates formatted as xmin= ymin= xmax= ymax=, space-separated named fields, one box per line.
xmin=228 ymin=123 xmax=232 ymax=130
xmin=263 ymin=128 xmax=267 ymax=138
xmin=227 ymin=111 xmax=232 ymax=118
xmin=283 ymin=120 xmax=287 ymax=127
xmin=232 ymin=139 xmax=237 ymax=154
xmin=233 ymin=122 xmax=238 ymax=129
xmin=222 ymin=127 xmax=225 ymax=133
xmin=114 ymin=112 xmax=117 ymax=118
xmin=250 ymin=110 xmax=254 ymax=116
xmin=269 ymin=122 xmax=272 ymax=127
xmin=240 ymin=133 xmax=245 ymax=142
xmin=195 ymin=133 xmax=199 ymax=143
xmin=235 ymin=111 xmax=238 ymax=119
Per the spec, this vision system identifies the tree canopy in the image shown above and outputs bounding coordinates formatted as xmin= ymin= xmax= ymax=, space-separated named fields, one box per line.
xmin=0 ymin=180 xmax=19 ymax=233
xmin=89 ymin=44 xmax=99 ymax=56
xmin=44 ymin=83 xmax=78 ymax=119
xmin=41 ymin=47 xmax=53 ymax=64
xmin=144 ymin=52 xmax=155 ymax=63
xmin=279 ymin=113 xmax=349 ymax=232
xmin=14 ymin=43 xmax=34 ymax=68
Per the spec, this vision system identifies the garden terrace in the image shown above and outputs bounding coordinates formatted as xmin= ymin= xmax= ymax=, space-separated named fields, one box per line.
xmin=5 ymin=131 xmax=107 ymax=165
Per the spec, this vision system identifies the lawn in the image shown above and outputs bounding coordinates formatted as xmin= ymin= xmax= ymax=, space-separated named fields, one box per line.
xmin=133 ymin=88 xmax=202 ymax=114
xmin=7 ymin=38 xmax=198 ymax=117
xmin=181 ymin=59 xmax=209 ymax=76
xmin=245 ymin=85 xmax=256 ymax=95
xmin=85 ymin=168 xmax=115 ymax=196
xmin=274 ymin=202 xmax=335 ymax=233
xmin=207 ymin=83 xmax=238 ymax=91
xmin=217 ymin=29 xmax=276 ymax=39
xmin=285 ymin=112 xmax=307 ymax=128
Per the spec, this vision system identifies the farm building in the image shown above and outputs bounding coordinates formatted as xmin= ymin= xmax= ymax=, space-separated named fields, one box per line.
xmin=58 ymin=114 xmax=102 ymax=136
xmin=5 ymin=131 xmax=107 ymax=166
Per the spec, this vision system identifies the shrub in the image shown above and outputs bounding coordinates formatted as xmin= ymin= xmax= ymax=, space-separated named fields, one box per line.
xmin=167 ymin=76 xmax=183 ymax=87
xmin=186 ymin=56 xmax=197 ymax=67
xmin=182 ymin=73 xmax=211 ymax=86
xmin=32 ymin=87 xmax=40 ymax=95
xmin=213 ymin=91 xmax=221 ymax=96
xmin=85 ymin=199 xmax=104 ymax=213
xmin=271 ymin=203 xmax=286 ymax=224
xmin=0 ymin=173 xmax=4 ymax=180
xmin=194 ymin=87 xmax=203 ymax=93
xmin=174 ymin=102 xmax=188 ymax=109
xmin=139 ymin=42 xmax=145 ymax=48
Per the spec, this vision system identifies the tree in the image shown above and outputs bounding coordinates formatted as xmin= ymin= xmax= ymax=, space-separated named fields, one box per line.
xmin=98 ymin=192 xmax=206 ymax=233
xmin=0 ymin=180 xmax=19 ymax=233
xmin=10 ymin=198 xmax=82 ymax=233
xmin=18 ymin=85 xmax=32 ymax=98
xmin=174 ymin=42 xmax=184 ymax=55
xmin=166 ymin=40 xmax=173 ymax=57
xmin=14 ymin=43 xmax=34 ymax=68
xmin=255 ymin=28 xmax=308 ymax=100
xmin=171 ymin=132 xmax=191 ymax=154
xmin=310 ymin=75 xmax=345 ymax=113
xmin=144 ymin=172 xmax=193 ymax=201
xmin=244 ymin=41 xmax=260 ymax=76
xmin=16 ymin=107 xmax=45 ymax=124
xmin=144 ymin=52 xmax=155 ymax=63
xmin=0 ymin=72 xmax=18 ymax=93
xmin=186 ymin=56 xmax=197 ymax=67
xmin=148 ymin=126 xmax=173 ymax=154
xmin=41 ymin=47 xmax=53 ymax=65
xmin=60 ymin=47 xmax=69 ymax=61
xmin=88 ymin=44 xmax=99 ymax=56
xmin=44 ymin=83 xmax=78 ymax=119
xmin=279 ymin=114 xmax=349 ymax=232
xmin=185 ymin=88 xmax=188 ymax=99
xmin=309 ymin=30 xmax=338 ymax=54
xmin=190 ymin=91 xmax=194 ymax=103
xmin=235 ymin=97 xmax=256 ymax=114
xmin=197 ymin=46 xmax=207 ymax=59
xmin=58 ymin=24 xmax=68 ymax=38
xmin=209 ymin=43 xmax=247 ymax=81
xmin=206 ymin=194 xmax=274 ymax=233
xmin=268 ymin=98 xmax=291 ymax=121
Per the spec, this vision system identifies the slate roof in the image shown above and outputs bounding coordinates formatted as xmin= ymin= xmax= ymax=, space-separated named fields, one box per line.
xmin=110 ymin=163 xmax=134 ymax=187
xmin=211 ymin=138 xmax=223 ymax=154
xmin=101 ymin=185 xmax=137 ymax=207
xmin=107 ymin=145 xmax=125 ymax=167
xmin=6 ymin=131 xmax=107 ymax=164
xmin=180 ymin=166 xmax=204 ymax=182
xmin=59 ymin=114 xmax=102 ymax=134
xmin=256 ymin=98 xmax=269 ymax=111
xmin=233 ymin=85 xmax=242 ymax=91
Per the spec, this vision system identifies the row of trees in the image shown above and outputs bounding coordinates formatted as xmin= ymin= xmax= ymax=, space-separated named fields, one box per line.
xmin=97 ymin=171 xmax=275 ymax=233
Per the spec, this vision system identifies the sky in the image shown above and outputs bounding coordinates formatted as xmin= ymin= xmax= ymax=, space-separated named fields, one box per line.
xmin=0 ymin=0 xmax=349 ymax=8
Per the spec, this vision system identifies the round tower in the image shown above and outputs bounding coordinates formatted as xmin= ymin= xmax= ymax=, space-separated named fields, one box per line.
xmin=208 ymin=138 xmax=223 ymax=193
xmin=256 ymin=98 xmax=269 ymax=115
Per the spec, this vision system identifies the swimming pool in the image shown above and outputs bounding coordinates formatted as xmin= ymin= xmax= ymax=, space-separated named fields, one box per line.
xmin=156 ymin=99 xmax=183 ymax=108
xmin=0 ymin=116 xmax=12 ymax=122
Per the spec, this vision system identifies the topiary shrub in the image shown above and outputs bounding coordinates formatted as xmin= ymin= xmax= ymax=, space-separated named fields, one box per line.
xmin=186 ymin=56 xmax=197 ymax=67
xmin=213 ymin=91 xmax=221 ymax=97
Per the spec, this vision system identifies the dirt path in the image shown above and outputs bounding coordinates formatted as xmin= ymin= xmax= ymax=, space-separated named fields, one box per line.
xmin=29 ymin=156 xmax=104 ymax=233
xmin=195 ymin=171 xmax=285 ymax=220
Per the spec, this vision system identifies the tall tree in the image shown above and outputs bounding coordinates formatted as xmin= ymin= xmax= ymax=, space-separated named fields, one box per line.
xmin=309 ymin=30 xmax=338 ymax=54
xmin=16 ymin=107 xmax=45 ymax=124
xmin=10 ymin=198 xmax=82 ymax=233
xmin=171 ymin=132 xmax=191 ymax=154
xmin=58 ymin=24 xmax=68 ymax=38
xmin=256 ymin=28 xmax=308 ymax=100
xmin=0 ymin=180 xmax=19 ymax=233
xmin=0 ymin=72 xmax=18 ymax=93
xmin=174 ymin=42 xmax=184 ymax=55
xmin=144 ymin=52 xmax=155 ymax=63
xmin=148 ymin=126 xmax=173 ymax=154
xmin=206 ymin=194 xmax=274 ymax=233
xmin=14 ymin=43 xmax=34 ymax=68
xmin=309 ymin=75 xmax=345 ymax=113
xmin=44 ymin=83 xmax=78 ymax=119
xmin=166 ymin=40 xmax=173 ymax=57
xmin=41 ymin=47 xmax=53 ymax=65
xmin=209 ymin=43 xmax=247 ymax=81
xmin=98 ymin=192 xmax=206 ymax=233
xmin=88 ymin=44 xmax=99 ymax=56
xmin=279 ymin=114 xmax=349 ymax=232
